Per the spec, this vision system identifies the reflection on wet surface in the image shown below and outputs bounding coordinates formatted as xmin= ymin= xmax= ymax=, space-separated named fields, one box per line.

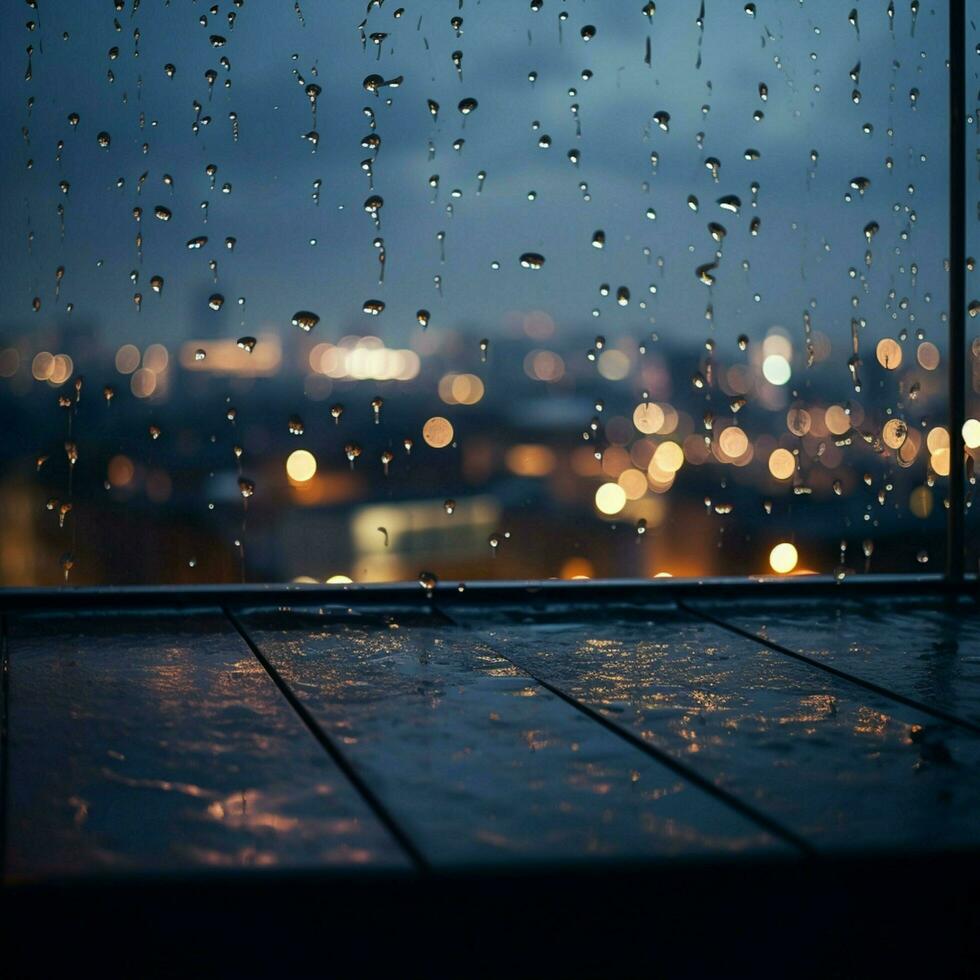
xmin=694 ymin=598 xmax=980 ymax=726
xmin=451 ymin=603 xmax=980 ymax=850
xmin=240 ymin=605 xmax=780 ymax=864
xmin=7 ymin=599 xmax=980 ymax=878
xmin=4 ymin=609 xmax=407 ymax=876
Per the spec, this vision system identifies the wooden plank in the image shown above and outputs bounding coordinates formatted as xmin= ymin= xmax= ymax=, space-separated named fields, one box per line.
xmin=236 ymin=606 xmax=786 ymax=865
xmin=691 ymin=597 xmax=980 ymax=729
xmin=4 ymin=609 xmax=410 ymax=878
xmin=453 ymin=604 xmax=980 ymax=850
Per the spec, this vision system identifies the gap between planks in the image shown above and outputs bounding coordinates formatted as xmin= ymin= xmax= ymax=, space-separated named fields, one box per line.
xmin=679 ymin=600 xmax=980 ymax=736
xmin=429 ymin=604 xmax=816 ymax=856
xmin=222 ymin=605 xmax=431 ymax=874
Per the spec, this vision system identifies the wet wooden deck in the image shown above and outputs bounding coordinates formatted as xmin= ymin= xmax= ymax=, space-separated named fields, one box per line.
xmin=1 ymin=590 xmax=979 ymax=977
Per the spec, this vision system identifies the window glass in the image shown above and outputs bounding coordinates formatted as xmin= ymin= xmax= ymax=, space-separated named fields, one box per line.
xmin=0 ymin=1 xmax=953 ymax=585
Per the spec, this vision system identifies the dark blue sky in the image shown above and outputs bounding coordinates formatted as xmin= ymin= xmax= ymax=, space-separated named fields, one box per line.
xmin=1 ymin=0 xmax=951 ymax=359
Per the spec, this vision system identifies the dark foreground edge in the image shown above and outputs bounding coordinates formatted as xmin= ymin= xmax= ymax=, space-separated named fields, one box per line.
xmin=3 ymin=849 xmax=979 ymax=979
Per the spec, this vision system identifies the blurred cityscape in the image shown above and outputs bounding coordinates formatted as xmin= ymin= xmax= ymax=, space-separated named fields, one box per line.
xmin=0 ymin=296 xmax=958 ymax=586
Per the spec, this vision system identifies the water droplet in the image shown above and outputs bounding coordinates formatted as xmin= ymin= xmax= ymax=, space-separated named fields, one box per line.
xmin=364 ymin=193 xmax=384 ymax=219
xmin=696 ymin=262 xmax=717 ymax=286
xmin=291 ymin=310 xmax=320 ymax=331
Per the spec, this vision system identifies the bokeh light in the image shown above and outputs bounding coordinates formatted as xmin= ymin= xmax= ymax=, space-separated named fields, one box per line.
xmin=769 ymin=542 xmax=799 ymax=574
xmin=423 ymin=416 xmax=454 ymax=448
xmin=594 ymin=482 xmax=627 ymax=515
xmin=286 ymin=449 xmax=317 ymax=483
